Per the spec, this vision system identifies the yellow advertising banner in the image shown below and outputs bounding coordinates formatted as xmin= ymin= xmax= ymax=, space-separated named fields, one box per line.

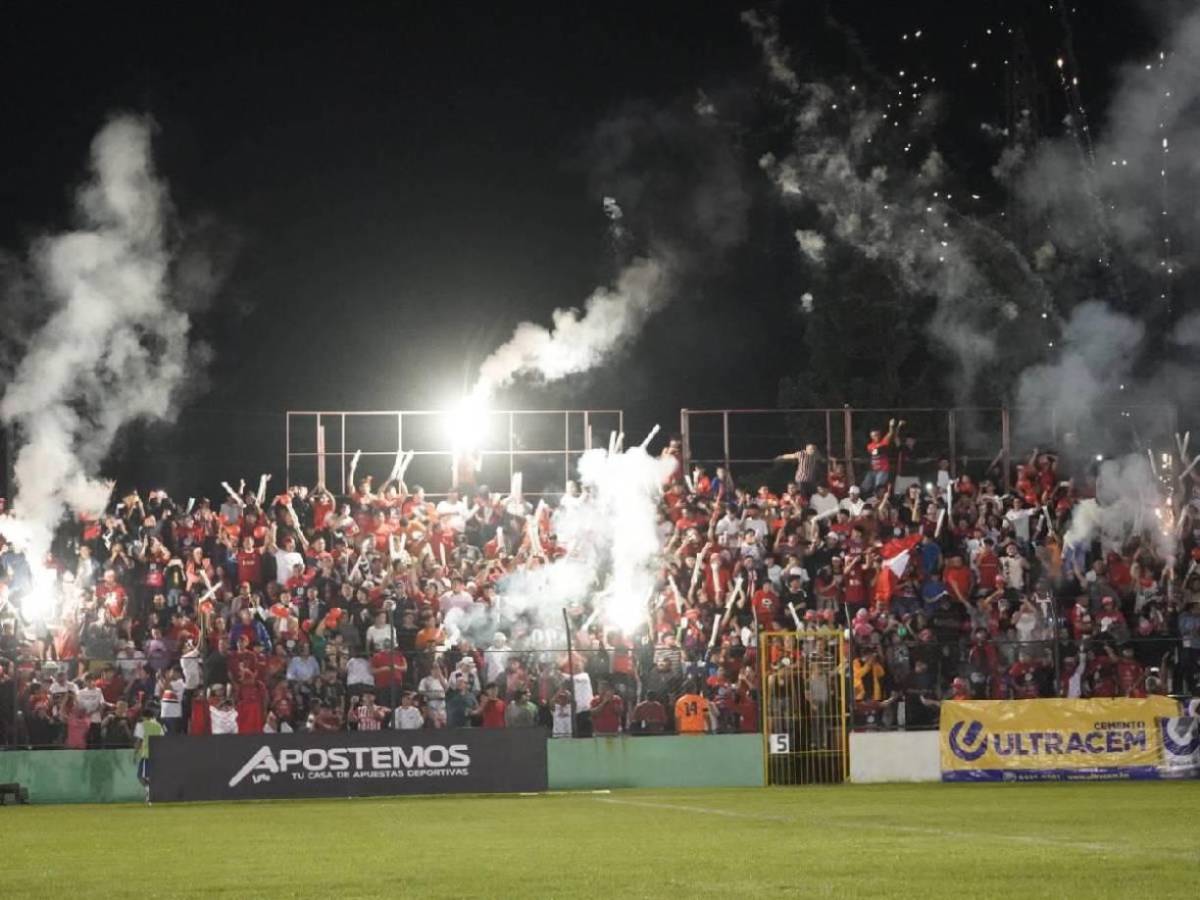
xmin=940 ymin=697 xmax=1179 ymax=782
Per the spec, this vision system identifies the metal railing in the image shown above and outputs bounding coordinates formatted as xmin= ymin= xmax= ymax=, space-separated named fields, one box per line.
xmin=285 ymin=408 xmax=624 ymax=498
xmin=3 ymin=633 xmax=1192 ymax=749
xmin=679 ymin=404 xmax=1177 ymax=488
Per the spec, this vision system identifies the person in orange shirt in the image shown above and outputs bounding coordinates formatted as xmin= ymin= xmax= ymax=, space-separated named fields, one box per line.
xmin=675 ymin=683 xmax=710 ymax=734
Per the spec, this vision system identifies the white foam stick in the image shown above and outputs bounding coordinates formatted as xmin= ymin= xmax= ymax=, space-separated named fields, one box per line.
xmin=668 ymin=576 xmax=683 ymax=605
xmin=813 ymin=507 xmax=840 ymax=522
xmin=195 ymin=580 xmax=221 ymax=607
xmin=438 ymin=540 xmax=446 ymax=568
xmin=788 ymin=602 xmax=804 ymax=630
xmin=608 ymin=431 xmax=618 ymax=455
xmin=511 ymin=472 xmax=523 ymax=500
xmin=1042 ymin=504 xmax=1056 ymax=537
xmin=639 ymin=424 xmax=661 ymax=450
xmin=186 ymin=498 xmax=195 ymax=515
xmin=708 ymin=613 xmax=723 ymax=648
xmin=1147 ymin=448 xmax=1157 ymax=478
xmin=397 ymin=449 xmax=415 ymax=481
xmin=1184 ymin=432 xmax=1191 ymax=461
xmin=616 ymin=431 xmax=625 ymax=453
xmin=935 ymin=509 xmax=946 ymax=537
xmin=1178 ymin=452 xmax=1200 ymax=483
xmin=348 ymin=450 xmax=362 ymax=486
xmin=256 ymin=474 xmax=269 ymax=506
xmin=220 ymin=481 xmax=240 ymax=502
xmin=684 ymin=475 xmax=695 ymax=492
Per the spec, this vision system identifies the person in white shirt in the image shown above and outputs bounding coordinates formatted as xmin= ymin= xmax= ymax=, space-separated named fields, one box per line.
xmin=714 ymin=507 xmax=741 ymax=545
xmin=48 ymin=671 xmax=78 ymax=700
xmin=393 ymin=692 xmax=425 ymax=729
xmin=346 ymin=655 xmax=374 ymax=696
xmin=210 ymin=700 xmax=239 ymax=734
xmin=742 ymin=505 xmax=769 ymax=543
xmin=839 ymin=485 xmax=868 ymax=517
xmin=180 ymin=641 xmax=203 ymax=692
xmin=364 ymin=611 xmax=396 ymax=654
xmin=267 ymin=527 xmax=305 ymax=587
xmin=435 ymin=491 xmax=468 ymax=533
xmin=115 ymin=641 xmax=147 ymax=678
xmin=76 ymin=674 xmax=106 ymax=725
xmin=809 ymin=484 xmax=839 ymax=517
xmin=484 ymin=633 xmax=512 ymax=683
xmin=418 ymin=663 xmax=449 ymax=727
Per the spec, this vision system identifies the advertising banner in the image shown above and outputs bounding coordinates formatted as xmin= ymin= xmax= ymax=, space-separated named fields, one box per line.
xmin=940 ymin=697 xmax=1179 ymax=782
xmin=149 ymin=728 xmax=548 ymax=802
xmin=1159 ymin=717 xmax=1200 ymax=779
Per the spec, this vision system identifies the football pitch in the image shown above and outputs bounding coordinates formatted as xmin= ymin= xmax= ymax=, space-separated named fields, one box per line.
xmin=4 ymin=782 xmax=1198 ymax=898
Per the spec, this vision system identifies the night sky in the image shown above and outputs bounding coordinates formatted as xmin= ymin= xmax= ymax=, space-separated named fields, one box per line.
xmin=0 ymin=2 xmax=1163 ymax=494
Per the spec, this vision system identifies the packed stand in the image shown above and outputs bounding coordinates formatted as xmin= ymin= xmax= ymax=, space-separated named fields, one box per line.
xmin=0 ymin=419 xmax=1198 ymax=746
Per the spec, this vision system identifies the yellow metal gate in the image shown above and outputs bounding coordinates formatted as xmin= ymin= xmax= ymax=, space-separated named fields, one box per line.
xmin=760 ymin=629 xmax=850 ymax=784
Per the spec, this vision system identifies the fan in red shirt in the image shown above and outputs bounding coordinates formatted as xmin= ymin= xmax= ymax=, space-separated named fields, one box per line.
xmin=479 ymin=683 xmax=507 ymax=728
xmin=1007 ymin=650 xmax=1043 ymax=699
xmin=1115 ymin=646 xmax=1146 ymax=697
xmin=236 ymin=536 xmax=264 ymax=587
xmin=371 ymin=643 xmax=409 ymax=693
xmin=95 ymin=570 xmax=128 ymax=620
xmin=590 ymin=682 xmax=625 ymax=735
xmin=751 ymin=581 xmax=781 ymax=624
xmin=975 ymin=541 xmax=1000 ymax=592
xmin=234 ymin=673 xmax=268 ymax=734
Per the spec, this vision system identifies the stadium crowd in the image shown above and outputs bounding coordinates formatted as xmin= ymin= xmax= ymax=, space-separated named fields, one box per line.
xmin=1 ymin=417 xmax=1198 ymax=747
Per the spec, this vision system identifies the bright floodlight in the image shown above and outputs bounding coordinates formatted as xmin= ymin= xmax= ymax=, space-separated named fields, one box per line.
xmin=446 ymin=392 xmax=490 ymax=453
xmin=20 ymin=569 xmax=58 ymax=622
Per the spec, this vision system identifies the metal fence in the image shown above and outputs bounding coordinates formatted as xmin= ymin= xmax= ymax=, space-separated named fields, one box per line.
xmin=3 ymin=634 xmax=1192 ymax=749
xmin=679 ymin=404 xmax=1177 ymax=489
xmin=285 ymin=409 xmax=624 ymax=498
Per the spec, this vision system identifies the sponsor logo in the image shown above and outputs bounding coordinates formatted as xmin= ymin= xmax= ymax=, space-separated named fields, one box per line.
xmin=228 ymin=744 xmax=471 ymax=788
xmin=948 ymin=720 xmax=987 ymax=761
xmin=947 ymin=720 xmax=1151 ymax=762
xmin=1161 ymin=718 xmax=1200 ymax=757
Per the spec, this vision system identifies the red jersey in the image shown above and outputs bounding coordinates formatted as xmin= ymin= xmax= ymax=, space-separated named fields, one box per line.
xmin=975 ymin=551 xmax=1000 ymax=591
xmin=867 ymin=435 xmax=892 ymax=472
xmin=480 ymin=697 xmax=507 ymax=728
xmin=590 ymin=694 xmax=625 ymax=734
xmin=236 ymin=550 xmax=263 ymax=587
xmin=371 ymin=650 xmax=408 ymax=688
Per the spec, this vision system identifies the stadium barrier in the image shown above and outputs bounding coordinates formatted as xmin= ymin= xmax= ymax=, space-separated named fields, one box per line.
xmin=547 ymin=734 xmax=761 ymax=790
xmin=0 ymin=733 xmax=763 ymax=803
xmin=0 ymin=748 xmax=143 ymax=803
xmin=849 ymin=731 xmax=941 ymax=783
xmin=150 ymin=728 xmax=547 ymax=802
xmin=940 ymin=697 xmax=1180 ymax=782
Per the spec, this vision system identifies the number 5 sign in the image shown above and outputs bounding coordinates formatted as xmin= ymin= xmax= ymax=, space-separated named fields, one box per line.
xmin=769 ymin=733 xmax=791 ymax=754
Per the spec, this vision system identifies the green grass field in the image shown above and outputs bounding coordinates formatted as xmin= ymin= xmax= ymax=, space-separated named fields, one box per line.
xmin=5 ymin=782 xmax=1198 ymax=898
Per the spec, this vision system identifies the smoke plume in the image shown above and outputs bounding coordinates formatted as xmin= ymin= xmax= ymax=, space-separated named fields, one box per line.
xmin=0 ymin=115 xmax=196 ymax=575
xmin=472 ymin=254 xmax=672 ymax=399
xmin=486 ymin=443 xmax=672 ymax=640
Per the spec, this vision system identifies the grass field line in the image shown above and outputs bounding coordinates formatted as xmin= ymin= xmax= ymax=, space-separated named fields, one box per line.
xmin=594 ymin=796 xmax=1199 ymax=862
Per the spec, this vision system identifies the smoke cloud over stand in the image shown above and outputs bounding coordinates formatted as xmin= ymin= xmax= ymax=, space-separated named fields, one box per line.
xmin=0 ymin=115 xmax=197 ymax=595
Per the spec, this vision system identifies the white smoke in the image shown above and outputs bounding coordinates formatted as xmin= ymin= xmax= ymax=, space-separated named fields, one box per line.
xmin=494 ymin=443 xmax=672 ymax=635
xmin=1014 ymin=301 xmax=1144 ymax=444
xmin=1065 ymin=455 xmax=1173 ymax=558
xmin=748 ymin=16 xmax=1050 ymax=405
xmin=794 ymin=229 xmax=826 ymax=263
xmin=0 ymin=116 xmax=191 ymax=576
xmin=471 ymin=254 xmax=671 ymax=398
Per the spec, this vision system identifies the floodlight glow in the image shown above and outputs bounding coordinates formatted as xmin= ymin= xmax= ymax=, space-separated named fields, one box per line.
xmin=446 ymin=392 xmax=490 ymax=453
xmin=19 ymin=569 xmax=58 ymax=623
